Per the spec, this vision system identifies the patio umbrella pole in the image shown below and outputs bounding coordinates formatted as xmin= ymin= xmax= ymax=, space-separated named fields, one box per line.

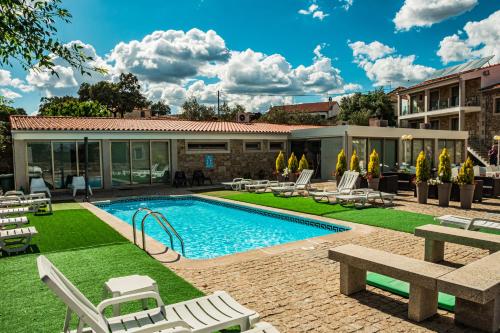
xmin=84 ymin=137 xmax=89 ymax=202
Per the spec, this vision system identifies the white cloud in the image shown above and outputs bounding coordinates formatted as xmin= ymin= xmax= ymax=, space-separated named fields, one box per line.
xmin=342 ymin=83 xmax=362 ymax=91
xmin=340 ymin=0 xmax=353 ymax=11
xmin=394 ymin=0 xmax=478 ymax=31
xmin=350 ymin=41 xmax=435 ymax=86
xmin=437 ymin=10 xmax=500 ymax=64
xmin=348 ymin=41 xmax=395 ymax=61
xmin=298 ymin=2 xmax=329 ymax=20
xmin=0 ymin=69 xmax=32 ymax=94
xmin=0 ymin=88 xmax=22 ymax=99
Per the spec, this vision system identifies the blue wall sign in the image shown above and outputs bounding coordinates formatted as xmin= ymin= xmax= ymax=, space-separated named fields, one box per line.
xmin=204 ymin=155 xmax=214 ymax=169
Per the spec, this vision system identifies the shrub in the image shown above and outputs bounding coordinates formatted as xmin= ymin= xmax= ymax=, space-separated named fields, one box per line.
xmin=287 ymin=152 xmax=298 ymax=173
xmin=335 ymin=149 xmax=347 ymax=177
xmin=275 ymin=151 xmax=286 ymax=173
xmin=298 ymin=154 xmax=309 ymax=172
xmin=438 ymin=148 xmax=452 ymax=183
xmin=457 ymin=157 xmax=474 ymax=185
xmin=367 ymin=149 xmax=380 ymax=178
xmin=415 ymin=151 xmax=430 ymax=183
xmin=350 ymin=150 xmax=360 ymax=172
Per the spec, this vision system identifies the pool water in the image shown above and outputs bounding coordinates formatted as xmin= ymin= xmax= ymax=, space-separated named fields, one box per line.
xmin=97 ymin=196 xmax=349 ymax=259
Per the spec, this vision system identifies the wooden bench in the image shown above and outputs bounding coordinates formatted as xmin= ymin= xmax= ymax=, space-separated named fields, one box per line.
xmin=437 ymin=251 xmax=500 ymax=333
xmin=329 ymin=244 xmax=454 ymax=322
xmin=415 ymin=224 xmax=500 ymax=263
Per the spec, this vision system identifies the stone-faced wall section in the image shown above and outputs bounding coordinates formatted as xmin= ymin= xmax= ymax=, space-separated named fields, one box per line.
xmin=176 ymin=139 xmax=281 ymax=182
xmin=482 ymin=89 xmax=500 ymax=147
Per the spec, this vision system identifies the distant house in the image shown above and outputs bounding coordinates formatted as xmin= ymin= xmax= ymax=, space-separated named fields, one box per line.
xmin=269 ymin=98 xmax=340 ymax=122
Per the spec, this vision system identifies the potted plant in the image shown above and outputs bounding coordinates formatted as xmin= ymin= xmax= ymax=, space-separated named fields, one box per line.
xmin=367 ymin=149 xmax=380 ymax=190
xmin=457 ymin=157 xmax=475 ymax=209
xmin=275 ymin=151 xmax=286 ymax=181
xmin=415 ymin=151 xmax=430 ymax=204
xmin=298 ymin=154 xmax=309 ymax=173
xmin=335 ymin=149 xmax=347 ymax=184
xmin=287 ymin=152 xmax=299 ymax=182
xmin=437 ymin=148 xmax=452 ymax=207
xmin=350 ymin=150 xmax=361 ymax=188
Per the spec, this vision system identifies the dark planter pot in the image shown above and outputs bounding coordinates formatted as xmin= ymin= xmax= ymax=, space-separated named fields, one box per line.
xmin=416 ymin=182 xmax=429 ymax=204
xmin=460 ymin=184 xmax=476 ymax=209
xmin=367 ymin=178 xmax=380 ymax=190
xmin=437 ymin=183 xmax=452 ymax=207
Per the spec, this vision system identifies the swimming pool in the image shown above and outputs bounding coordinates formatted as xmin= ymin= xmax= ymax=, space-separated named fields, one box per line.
xmin=96 ymin=196 xmax=349 ymax=259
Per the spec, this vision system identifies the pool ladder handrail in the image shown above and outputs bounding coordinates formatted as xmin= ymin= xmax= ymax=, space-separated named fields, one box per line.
xmin=132 ymin=207 xmax=186 ymax=256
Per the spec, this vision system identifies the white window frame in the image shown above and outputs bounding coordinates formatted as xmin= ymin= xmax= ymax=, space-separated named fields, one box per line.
xmin=243 ymin=140 xmax=263 ymax=153
xmin=268 ymin=141 xmax=286 ymax=152
xmin=185 ymin=140 xmax=230 ymax=154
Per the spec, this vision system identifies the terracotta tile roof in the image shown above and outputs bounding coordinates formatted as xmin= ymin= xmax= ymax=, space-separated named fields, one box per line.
xmin=10 ymin=116 xmax=318 ymax=134
xmin=270 ymin=101 xmax=336 ymax=113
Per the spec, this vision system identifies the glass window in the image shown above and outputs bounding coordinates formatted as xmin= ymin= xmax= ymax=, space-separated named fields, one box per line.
xmin=269 ymin=141 xmax=285 ymax=152
xmin=424 ymin=139 xmax=434 ymax=168
xmin=450 ymin=118 xmax=459 ymax=131
xmin=412 ymin=140 xmax=423 ymax=166
xmin=455 ymin=141 xmax=463 ymax=165
xmin=77 ymin=142 xmax=102 ymax=188
xmin=131 ymin=142 xmax=150 ymax=184
xmin=383 ymin=139 xmax=397 ymax=172
xmin=495 ymin=98 xmax=500 ymax=113
xmin=244 ymin=141 xmax=262 ymax=151
xmin=445 ymin=140 xmax=456 ymax=164
xmin=368 ymin=139 xmax=383 ymax=160
xmin=27 ymin=142 xmax=53 ymax=189
xmin=53 ymin=142 xmax=77 ymax=189
xmin=111 ymin=142 xmax=131 ymax=186
xmin=151 ymin=142 xmax=170 ymax=184
xmin=187 ymin=142 xmax=228 ymax=151
xmin=352 ymin=138 xmax=367 ymax=170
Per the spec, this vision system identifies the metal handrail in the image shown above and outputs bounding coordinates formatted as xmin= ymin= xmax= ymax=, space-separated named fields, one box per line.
xmin=131 ymin=208 xmax=186 ymax=256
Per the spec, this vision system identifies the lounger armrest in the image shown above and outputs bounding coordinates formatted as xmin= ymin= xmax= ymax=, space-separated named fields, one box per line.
xmin=27 ymin=193 xmax=46 ymax=199
xmin=0 ymin=196 xmax=21 ymax=202
xmin=128 ymin=320 xmax=192 ymax=333
xmin=97 ymin=291 xmax=164 ymax=314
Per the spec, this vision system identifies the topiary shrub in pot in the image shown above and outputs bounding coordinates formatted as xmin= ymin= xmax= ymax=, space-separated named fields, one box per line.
xmin=298 ymin=154 xmax=309 ymax=172
xmin=367 ymin=149 xmax=380 ymax=190
xmin=335 ymin=149 xmax=347 ymax=184
xmin=287 ymin=152 xmax=299 ymax=182
xmin=457 ymin=157 xmax=475 ymax=209
xmin=437 ymin=148 xmax=452 ymax=207
xmin=415 ymin=151 xmax=430 ymax=204
xmin=350 ymin=150 xmax=361 ymax=188
xmin=275 ymin=151 xmax=286 ymax=181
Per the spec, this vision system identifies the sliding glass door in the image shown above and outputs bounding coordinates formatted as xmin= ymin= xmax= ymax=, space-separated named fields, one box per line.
xmin=78 ymin=142 xmax=102 ymax=188
xmin=27 ymin=142 xmax=54 ymax=189
xmin=111 ymin=142 xmax=131 ymax=186
xmin=131 ymin=142 xmax=151 ymax=184
xmin=151 ymin=141 xmax=170 ymax=183
xmin=53 ymin=142 xmax=77 ymax=189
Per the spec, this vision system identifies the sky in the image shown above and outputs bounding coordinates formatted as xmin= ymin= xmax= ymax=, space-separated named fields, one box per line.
xmin=1 ymin=0 xmax=499 ymax=114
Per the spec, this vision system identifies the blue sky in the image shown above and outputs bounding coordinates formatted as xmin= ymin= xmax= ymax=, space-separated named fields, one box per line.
xmin=2 ymin=0 xmax=499 ymax=114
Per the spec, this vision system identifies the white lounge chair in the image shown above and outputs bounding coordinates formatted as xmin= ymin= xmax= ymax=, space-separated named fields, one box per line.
xmin=245 ymin=322 xmax=280 ymax=333
xmin=69 ymin=176 xmax=93 ymax=197
xmin=37 ymin=255 xmax=261 ymax=333
xmin=436 ymin=214 xmax=500 ymax=232
xmin=0 ymin=206 xmax=31 ymax=217
xmin=309 ymin=171 xmax=360 ymax=203
xmin=30 ymin=177 xmax=51 ymax=198
xmin=270 ymin=169 xmax=314 ymax=197
xmin=0 ymin=194 xmax=52 ymax=213
xmin=221 ymin=178 xmax=253 ymax=191
xmin=245 ymin=180 xmax=279 ymax=193
xmin=336 ymin=188 xmax=396 ymax=208
xmin=0 ymin=226 xmax=37 ymax=253
xmin=0 ymin=216 xmax=28 ymax=229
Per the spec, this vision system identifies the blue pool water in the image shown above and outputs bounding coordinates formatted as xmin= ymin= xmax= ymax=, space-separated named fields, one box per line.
xmin=97 ymin=196 xmax=349 ymax=259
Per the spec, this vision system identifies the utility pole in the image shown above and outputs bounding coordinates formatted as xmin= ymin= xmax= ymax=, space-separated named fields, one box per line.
xmin=217 ymin=90 xmax=220 ymax=118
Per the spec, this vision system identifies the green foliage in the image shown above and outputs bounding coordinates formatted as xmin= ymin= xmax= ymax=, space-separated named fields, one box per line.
xmin=298 ymin=154 xmax=309 ymax=172
xmin=287 ymin=152 xmax=299 ymax=173
xmin=350 ymin=150 xmax=360 ymax=172
xmin=218 ymin=102 xmax=246 ymax=121
xmin=261 ymin=107 xmax=325 ymax=125
xmin=0 ymin=1 xmax=104 ymax=75
xmin=150 ymin=100 xmax=171 ymax=116
xmin=335 ymin=149 xmax=347 ymax=177
xmin=367 ymin=149 xmax=380 ymax=178
xmin=338 ymin=88 xmax=396 ymax=126
xmin=0 ymin=97 xmax=26 ymax=173
xmin=275 ymin=151 xmax=286 ymax=173
xmin=39 ymin=97 xmax=109 ymax=117
xmin=415 ymin=151 xmax=430 ymax=183
xmin=438 ymin=148 xmax=452 ymax=183
xmin=179 ymin=97 xmax=216 ymax=121
xmin=78 ymin=73 xmax=149 ymax=117
xmin=457 ymin=157 xmax=474 ymax=185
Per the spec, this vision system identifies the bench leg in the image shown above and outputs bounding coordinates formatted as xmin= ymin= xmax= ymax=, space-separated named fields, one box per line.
xmin=339 ymin=263 xmax=366 ymax=295
xmin=455 ymin=296 xmax=499 ymax=333
xmin=408 ymin=284 xmax=438 ymax=322
xmin=424 ymin=239 xmax=445 ymax=263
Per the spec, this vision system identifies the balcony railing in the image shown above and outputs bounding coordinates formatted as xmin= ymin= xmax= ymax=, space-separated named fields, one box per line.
xmin=465 ymin=95 xmax=480 ymax=106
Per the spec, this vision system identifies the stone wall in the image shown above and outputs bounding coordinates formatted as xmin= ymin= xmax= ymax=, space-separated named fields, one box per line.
xmin=464 ymin=112 xmax=482 ymax=139
xmin=465 ymin=78 xmax=481 ymax=102
xmin=482 ymin=89 xmax=500 ymax=147
xmin=176 ymin=139 xmax=280 ymax=182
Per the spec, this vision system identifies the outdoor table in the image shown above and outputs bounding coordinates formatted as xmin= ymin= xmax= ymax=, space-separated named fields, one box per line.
xmin=103 ymin=275 xmax=159 ymax=316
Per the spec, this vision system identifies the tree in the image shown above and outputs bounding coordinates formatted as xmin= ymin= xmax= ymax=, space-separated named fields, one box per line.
xmin=0 ymin=96 xmax=26 ymax=173
xmin=150 ymin=100 xmax=171 ymax=117
xmin=218 ymin=102 xmax=245 ymax=121
xmin=287 ymin=152 xmax=299 ymax=173
xmin=39 ymin=96 xmax=109 ymax=117
xmin=260 ymin=107 xmax=324 ymax=125
xmin=335 ymin=149 xmax=347 ymax=178
xmin=298 ymin=154 xmax=309 ymax=172
xmin=179 ymin=97 xmax=216 ymax=121
xmin=350 ymin=150 xmax=360 ymax=172
xmin=367 ymin=149 xmax=381 ymax=179
xmin=275 ymin=151 xmax=286 ymax=173
xmin=338 ymin=89 xmax=396 ymax=126
xmin=0 ymin=0 xmax=102 ymax=75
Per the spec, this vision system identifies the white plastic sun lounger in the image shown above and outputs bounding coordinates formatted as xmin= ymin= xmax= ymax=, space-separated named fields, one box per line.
xmin=270 ymin=169 xmax=314 ymax=197
xmin=436 ymin=215 xmax=500 ymax=232
xmin=0 ymin=216 xmax=28 ymax=229
xmin=309 ymin=171 xmax=359 ymax=203
xmin=244 ymin=322 xmax=280 ymax=333
xmin=0 ymin=195 xmax=52 ymax=213
xmin=221 ymin=178 xmax=253 ymax=191
xmin=0 ymin=226 xmax=38 ymax=253
xmin=37 ymin=255 xmax=261 ymax=333
xmin=245 ymin=180 xmax=279 ymax=193
xmin=69 ymin=176 xmax=93 ymax=197
xmin=0 ymin=206 xmax=31 ymax=217
xmin=336 ymin=189 xmax=395 ymax=208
